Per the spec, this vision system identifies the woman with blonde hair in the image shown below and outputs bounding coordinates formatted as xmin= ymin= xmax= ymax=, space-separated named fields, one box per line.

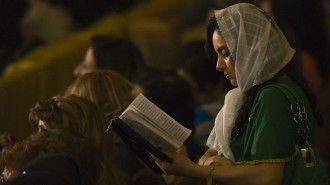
xmin=66 ymin=70 xmax=167 ymax=185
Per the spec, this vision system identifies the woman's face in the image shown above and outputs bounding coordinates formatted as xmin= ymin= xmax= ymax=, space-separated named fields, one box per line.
xmin=212 ymin=30 xmax=237 ymax=86
xmin=73 ymin=47 xmax=96 ymax=77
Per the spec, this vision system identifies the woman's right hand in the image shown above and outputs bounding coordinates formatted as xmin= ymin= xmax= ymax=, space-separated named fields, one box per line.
xmin=151 ymin=149 xmax=199 ymax=176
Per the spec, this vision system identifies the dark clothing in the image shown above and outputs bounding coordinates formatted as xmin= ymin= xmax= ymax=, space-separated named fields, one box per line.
xmin=3 ymin=154 xmax=87 ymax=185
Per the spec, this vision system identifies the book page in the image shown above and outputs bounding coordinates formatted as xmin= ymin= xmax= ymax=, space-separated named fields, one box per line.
xmin=120 ymin=94 xmax=192 ymax=150
xmin=120 ymin=110 xmax=178 ymax=151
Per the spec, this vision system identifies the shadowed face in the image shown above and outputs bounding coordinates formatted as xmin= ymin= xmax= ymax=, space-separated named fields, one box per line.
xmin=213 ymin=30 xmax=237 ymax=86
xmin=73 ymin=47 xmax=96 ymax=77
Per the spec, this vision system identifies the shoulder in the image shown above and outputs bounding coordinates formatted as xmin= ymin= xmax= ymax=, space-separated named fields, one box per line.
xmin=255 ymin=85 xmax=289 ymax=105
xmin=256 ymin=78 xmax=301 ymax=104
xmin=251 ymin=79 xmax=300 ymax=115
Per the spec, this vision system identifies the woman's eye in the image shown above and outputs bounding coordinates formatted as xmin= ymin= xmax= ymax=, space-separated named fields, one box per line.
xmin=221 ymin=49 xmax=231 ymax=58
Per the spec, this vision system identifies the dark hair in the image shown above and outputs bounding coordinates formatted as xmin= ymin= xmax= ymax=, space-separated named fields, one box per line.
xmin=205 ymin=16 xmax=219 ymax=64
xmin=141 ymin=72 xmax=195 ymax=130
xmin=131 ymin=66 xmax=163 ymax=87
xmin=177 ymin=40 xmax=231 ymax=92
xmin=205 ymin=15 xmax=323 ymax=140
xmin=90 ymin=35 xmax=145 ymax=81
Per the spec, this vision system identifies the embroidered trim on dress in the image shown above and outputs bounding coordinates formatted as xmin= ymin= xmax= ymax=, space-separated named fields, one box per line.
xmin=234 ymin=145 xmax=299 ymax=165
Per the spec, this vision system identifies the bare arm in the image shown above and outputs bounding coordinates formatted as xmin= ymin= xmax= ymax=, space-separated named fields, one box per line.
xmin=153 ymin=150 xmax=284 ymax=185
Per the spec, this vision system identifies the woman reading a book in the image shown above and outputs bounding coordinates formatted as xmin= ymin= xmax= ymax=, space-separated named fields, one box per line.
xmin=152 ymin=3 xmax=329 ymax=185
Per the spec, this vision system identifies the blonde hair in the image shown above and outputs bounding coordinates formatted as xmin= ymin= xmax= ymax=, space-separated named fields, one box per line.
xmin=65 ymin=69 xmax=134 ymax=120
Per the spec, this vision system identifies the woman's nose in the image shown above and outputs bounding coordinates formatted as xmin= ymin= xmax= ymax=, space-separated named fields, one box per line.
xmin=216 ymin=57 xmax=225 ymax=71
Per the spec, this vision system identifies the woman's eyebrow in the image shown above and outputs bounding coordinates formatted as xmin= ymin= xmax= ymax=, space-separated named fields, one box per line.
xmin=217 ymin=45 xmax=229 ymax=52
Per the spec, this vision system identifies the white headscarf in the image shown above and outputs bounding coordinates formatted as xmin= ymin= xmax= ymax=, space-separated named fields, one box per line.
xmin=206 ymin=3 xmax=295 ymax=161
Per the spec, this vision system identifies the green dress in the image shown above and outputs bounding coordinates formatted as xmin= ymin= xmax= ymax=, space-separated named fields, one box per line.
xmin=230 ymin=77 xmax=329 ymax=185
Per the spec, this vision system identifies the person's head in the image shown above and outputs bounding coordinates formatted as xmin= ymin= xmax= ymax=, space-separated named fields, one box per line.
xmin=66 ymin=69 xmax=134 ymax=120
xmin=176 ymin=40 xmax=231 ymax=105
xmin=74 ymin=35 xmax=145 ymax=81
xmin=130 ymin=66 xmax=164 ymax=97
xmin=206 ymin=3 xmax=295 ymax=93
xmin=140 ymin=72 xmax=195 ymax=130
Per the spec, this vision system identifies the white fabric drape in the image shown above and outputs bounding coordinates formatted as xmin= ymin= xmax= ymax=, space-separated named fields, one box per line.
xmin=206 ymin=88 xmax=243 ymax=161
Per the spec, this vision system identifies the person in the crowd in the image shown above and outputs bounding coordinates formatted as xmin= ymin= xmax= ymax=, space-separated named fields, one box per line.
xmin=65 ymin=70 xmax=165 ymax=185
xmin=73 ymin=35 xmax=145 ymax=81
xmin=176 ymin=40 xmax=231 ymax=152
xmin=151 ymin=3 xmax=329 ymax=185
xmin=28 ymin=95 xmax=127 ymax=185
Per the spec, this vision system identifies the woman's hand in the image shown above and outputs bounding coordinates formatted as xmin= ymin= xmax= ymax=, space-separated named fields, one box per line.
xmin=198 ymin=148 xmax=217 ymax=165
xmin=198 ymin=148 xmax=234 ymax=166
xmin=151 ymin=149 xmax=199 ymax=176
xmin=203 ymin=155 xmax=234 ymax=166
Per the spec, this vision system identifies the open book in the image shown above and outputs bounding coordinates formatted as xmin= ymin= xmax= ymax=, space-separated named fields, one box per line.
xmin=109 ymin=93 xmax=192 ymax=173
